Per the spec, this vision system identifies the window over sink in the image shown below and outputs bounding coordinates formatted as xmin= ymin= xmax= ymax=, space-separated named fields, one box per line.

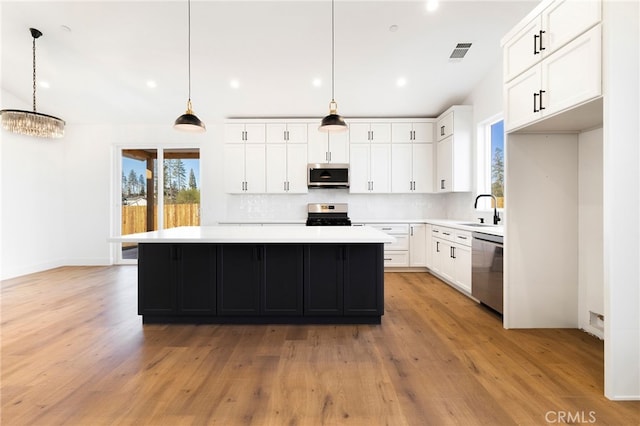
xmin=477 ymin=115 xmax=505 ymax=210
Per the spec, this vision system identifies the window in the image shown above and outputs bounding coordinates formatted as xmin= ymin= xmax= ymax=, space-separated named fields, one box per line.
xmin=477 ymin=115 xmax=505 ymax=210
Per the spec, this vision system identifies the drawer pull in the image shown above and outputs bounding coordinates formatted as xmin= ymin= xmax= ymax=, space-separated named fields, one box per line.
xmin=382 ymin=227 xmax=392 ymax=230
xmin=384 ymin=258 xmax=392 ymax=261
xmin=458 ymin=236 xmax=467 ymax=240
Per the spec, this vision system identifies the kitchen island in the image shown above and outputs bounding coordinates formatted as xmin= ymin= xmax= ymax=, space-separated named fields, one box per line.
xmin=113 ymin=226 xmax=394 ymax=324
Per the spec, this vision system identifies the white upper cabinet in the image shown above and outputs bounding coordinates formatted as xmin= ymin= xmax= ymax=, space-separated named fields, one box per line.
xmin=224 ymin=123 xmax=266 ymax=144
xmin=391 ymin=142 xmax=434 ymax=193
xmin=349 ymin=122 xmax=392 ymax=144
xmin=504 ymin=22 xmax=601 ymax=131
xmin=223 ymin=143 xmax=266 ymax=194
xmin=390 ymin=120 xmax=435 ymax=193
xmin=224 ymin=122 xmax=267 ymax=193
xmin=350 ymin=139 xmax=391 ymax=193
xmin=266 ymin=143 xmax=308 ymax=194
xmin=266 ymin=123 xmax=307 ymax=144
xmin=392 ymin=122 xmax=434 ymax=144
xmin=435 ymin=106 xmax=472 ymax=193
xmin=436 ymin=113 xmax=454 ymax=142
xmin=503 ymin=0 xmax=601 ymax=83
xmin=307 ymin=124 xmax=349 ymax=163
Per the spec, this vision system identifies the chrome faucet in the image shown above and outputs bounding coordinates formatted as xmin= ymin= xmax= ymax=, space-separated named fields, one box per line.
xmin=474 ymin=194 xmax=501 ymax=225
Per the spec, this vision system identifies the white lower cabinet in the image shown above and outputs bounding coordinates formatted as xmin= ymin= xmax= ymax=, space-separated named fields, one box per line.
xmin=353 ymin=223 xmax=429 ymax=268
xmin=430 ymin=225 xmax=472 ymax=293
xmin=409 ymin=224 xmax=427 ymax=267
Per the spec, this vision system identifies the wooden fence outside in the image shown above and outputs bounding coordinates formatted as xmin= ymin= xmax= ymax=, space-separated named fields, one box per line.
xmin=121 ymin=204 xmax=200 ymax=236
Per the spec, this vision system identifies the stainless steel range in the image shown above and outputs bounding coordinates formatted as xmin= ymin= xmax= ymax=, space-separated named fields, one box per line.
xmin=305 ymin=203 xmax=351 ymax=226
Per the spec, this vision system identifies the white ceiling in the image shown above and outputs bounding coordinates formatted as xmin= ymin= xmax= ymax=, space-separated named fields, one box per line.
xmin=1 ymin=0 xmax=539 ymax=126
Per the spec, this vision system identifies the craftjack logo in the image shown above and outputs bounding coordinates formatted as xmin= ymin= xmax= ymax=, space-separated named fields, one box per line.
xmin=545 ymin=410 xmax=597 ymax=424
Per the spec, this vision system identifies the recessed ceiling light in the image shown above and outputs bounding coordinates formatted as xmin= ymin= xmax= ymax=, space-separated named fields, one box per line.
xmin=60 ymin=25 xmax=71 ymax=33
xmin=39 ymin=81 xmax=50 ymax=89
xmin=230 ymin=79 xmax=240 ymax=89
xmin=312 ymin=78 xmax=322 ymax=87
xmin=146 ymin=80 xmax=157 ymax=89
xmin=396 ymin=77 xmax=407 ymax=87
xmin=426 ymin=0 xmax=439 ymax=13
xmin=389 ymin=24 xmax=399 ymax=32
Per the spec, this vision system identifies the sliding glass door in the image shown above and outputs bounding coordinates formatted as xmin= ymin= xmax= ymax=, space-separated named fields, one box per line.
xmin=117 ymin=147 xmax=200 ymax=263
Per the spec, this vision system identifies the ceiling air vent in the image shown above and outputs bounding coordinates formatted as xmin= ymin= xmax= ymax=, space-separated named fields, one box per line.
xmin=449 ymin=43 xmax=472 ymax=61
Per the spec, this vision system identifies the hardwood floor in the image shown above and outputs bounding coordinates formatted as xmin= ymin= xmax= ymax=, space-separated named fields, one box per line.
xmin=1 ymin=266 xmax=638 ymax=425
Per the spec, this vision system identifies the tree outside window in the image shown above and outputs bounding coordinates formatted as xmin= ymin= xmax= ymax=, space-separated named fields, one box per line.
xmin=491 ymin=120 xmax=504 ymax=208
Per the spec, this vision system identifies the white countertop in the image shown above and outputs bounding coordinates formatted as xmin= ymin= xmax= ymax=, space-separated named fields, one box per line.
xmin=111 ymin=225 xmax=395 ymax=244
xmin=426 ymin=219 xmax=504 ymax=237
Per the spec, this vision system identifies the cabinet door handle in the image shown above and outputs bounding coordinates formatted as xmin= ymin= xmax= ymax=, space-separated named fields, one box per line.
xmin=533 ymin=92 xmax=539 ymax=113
xmin=451 ymin=246 xmax=456 ymax=259
xmin=539 ymin=30 xmax=546 ymax=52
xmin=436 ymin=241 xmax=440 ymax=252
xmin=411 ymin=130 xmax=415 ymax=140
xmin=440 ymin=179 xmax=445 ymax=190
xmin=410 ymin=226 xmax=414 ymax=236
xmin=533 ymin=33 xmax=540 ymax=55
xmin=539 ymin=90 xmax=546 ymax=110
xmin=440 ymin=125 xmax=445 ymax=136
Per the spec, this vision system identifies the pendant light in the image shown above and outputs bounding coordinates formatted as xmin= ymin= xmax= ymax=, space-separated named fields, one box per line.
xmin=0 ymin=28 xmax=65 ymax=139
xmin=174 ymin=0 xmax=206 ymax=132
xmin=319 ymin=0 xmax=348 ymax=133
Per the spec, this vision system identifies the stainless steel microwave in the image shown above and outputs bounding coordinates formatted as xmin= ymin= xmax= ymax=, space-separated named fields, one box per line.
xmin=307 ymin=163 xmax=349 ymax=188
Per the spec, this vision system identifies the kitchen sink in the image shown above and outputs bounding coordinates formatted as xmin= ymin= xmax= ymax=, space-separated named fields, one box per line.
xmin=458 ymin=222 xmax=495 ymax=227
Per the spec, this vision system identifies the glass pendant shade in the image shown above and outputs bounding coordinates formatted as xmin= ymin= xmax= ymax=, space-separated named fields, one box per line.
xmin=174 ymin=100 xmax=206 ymax=132
xmin=319 ymin=100 xmax=347 ymax=133
xmin=0 ymin=28 xmax=65 ymax=139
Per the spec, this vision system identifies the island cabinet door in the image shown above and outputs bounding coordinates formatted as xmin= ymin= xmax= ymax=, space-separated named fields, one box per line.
xmin=344 ymin=244 xmax=384 ymax=315
xmin=138 ymin=244 xmax=176 ymax=315
xmin=262 ymin=245 xmax=304 ymax=315
xmin=304 ymin=245 xmax=344 ymax=315
xmin=217 ymin=245 xmax=262 ymax=315
xmin=176 ymin=245 xmax=216 ymax=315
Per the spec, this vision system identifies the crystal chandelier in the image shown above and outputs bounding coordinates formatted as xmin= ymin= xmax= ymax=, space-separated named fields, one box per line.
xmin=1 ymin=28 xmax=65 ymax=139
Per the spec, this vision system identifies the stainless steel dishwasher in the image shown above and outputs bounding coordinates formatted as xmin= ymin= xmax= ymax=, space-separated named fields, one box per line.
xmin=472 ymin=232 xmax=504 ymax=314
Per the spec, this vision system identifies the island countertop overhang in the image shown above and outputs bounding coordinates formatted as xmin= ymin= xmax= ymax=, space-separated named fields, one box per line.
xmin=110 ymin=225 xmax=395 ymax=244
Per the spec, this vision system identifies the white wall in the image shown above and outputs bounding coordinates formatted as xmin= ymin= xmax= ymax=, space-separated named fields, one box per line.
xmin=448 ymin=60 xmax=506 ymax=224
xmin=1 ymin=91 xmax=67 ymax=279
xmin=578 ymin=127 xmax=604 ymax=338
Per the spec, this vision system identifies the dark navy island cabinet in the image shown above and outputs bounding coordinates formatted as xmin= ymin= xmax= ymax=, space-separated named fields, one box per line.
xmin=138 ymin=243 xmax=383 ymax=324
